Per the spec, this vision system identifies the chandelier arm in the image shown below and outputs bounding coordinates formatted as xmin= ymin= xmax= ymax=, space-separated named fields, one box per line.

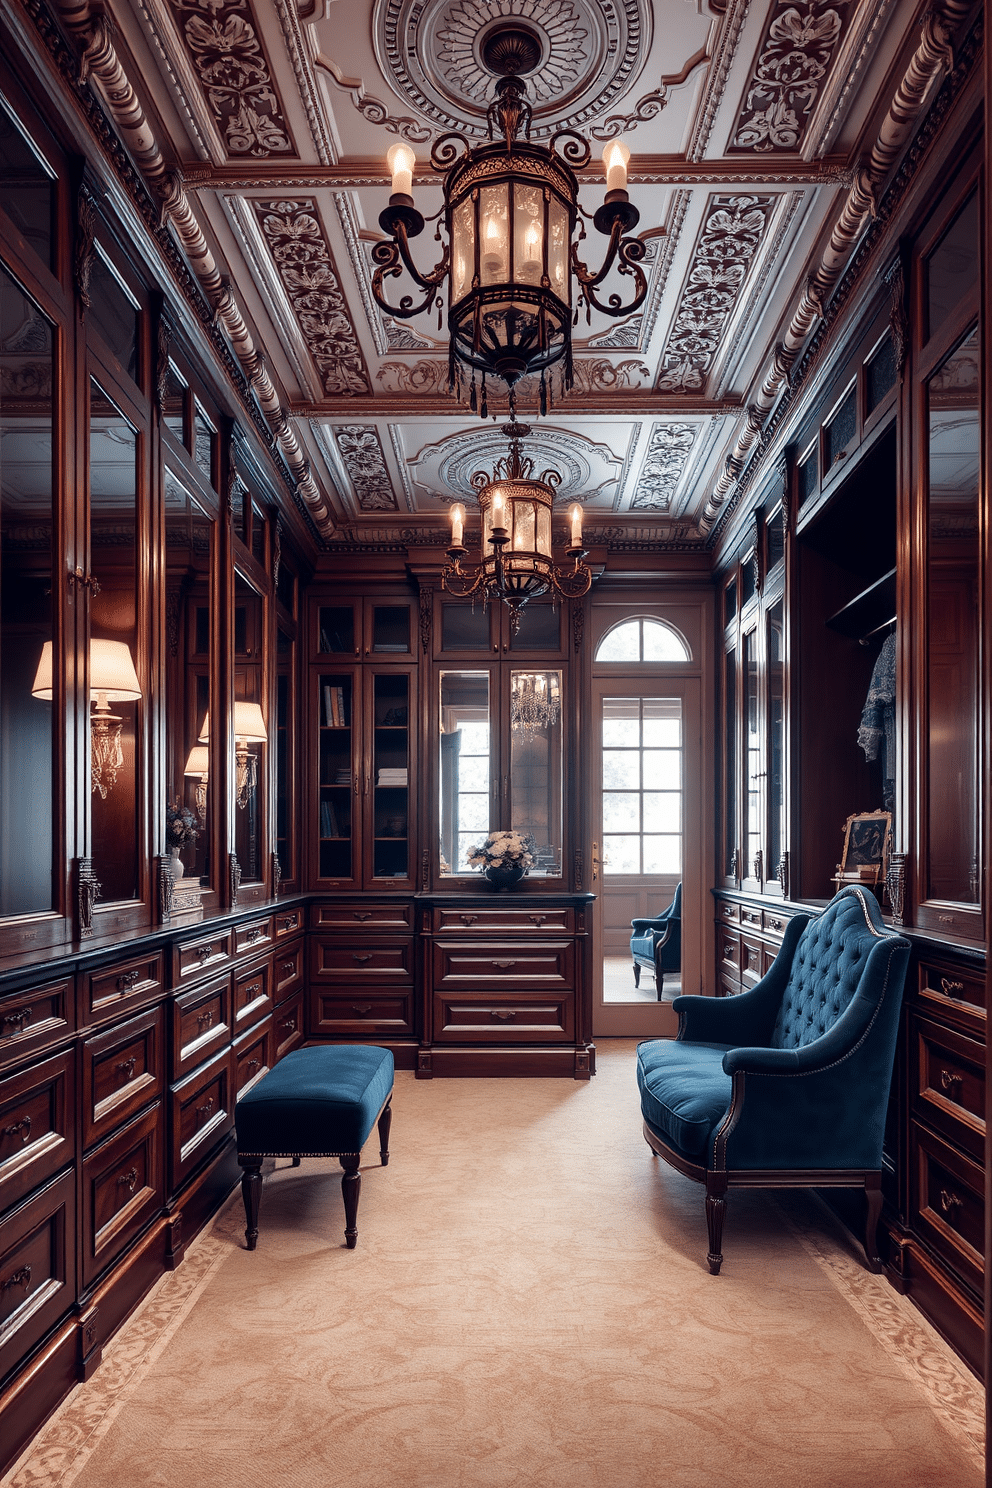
xmin=548 ymin=130 xmax=592 ymax=169
xmin=572 ymin=227 xmax=648 ymax=318
xmin=550 ymin=563 xmax=593 ymax=599
xmin=370 ymin=225 xmax=449 ymax=319
xmin=441 ymin=561 xmax=489 ymax=599
xmin=431 ymin=132 xmax=471 ymax=171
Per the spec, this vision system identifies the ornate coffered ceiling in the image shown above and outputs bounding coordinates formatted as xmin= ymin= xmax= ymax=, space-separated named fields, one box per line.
xmin=84 ymin=0 xmax=961 ymax=550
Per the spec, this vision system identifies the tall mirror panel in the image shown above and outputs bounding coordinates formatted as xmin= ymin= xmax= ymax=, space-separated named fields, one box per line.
xmin=509 ymin=670 xmax=562 ymax=876
xmin=439 ymin=670 xmax=491 ymax=875
xmin=165 ymin=471 xmax=213 ymax=889
xmin=233 ymin=570 xmax=267 ymax=884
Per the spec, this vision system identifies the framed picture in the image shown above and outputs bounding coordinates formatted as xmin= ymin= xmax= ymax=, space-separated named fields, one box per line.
xmin=837 ymin=811 xmax=892 ymax=883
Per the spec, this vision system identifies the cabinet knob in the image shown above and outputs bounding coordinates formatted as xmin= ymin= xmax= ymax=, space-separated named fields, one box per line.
xmin=529 ymin=914 xmax=547 ymax=926
xmin=460 ymin=914 xmax=478 ymax=926
xmin=491 ymin=960 xmax=517 ymax=969
xmin=116 ymin=1166 xmax=139 ymax=1195
xmin=282 ymin=961 xmax=296 ymax=977
xmin=1 ymin=1007 xmax=33 ymax=1036
xmin=353 ymin=953 xmax=372 ymax=963
xmin=939 ymin=1069 xmax=963 ymax=1092
xmin=2 ymin=1116 xmax=31 ymax=1145
xmin=939 ymin=977 xmax=964 ymax=998
xmin=353 ymin=912 xmax=373 ymax=921
xmin=938 ymin=1188 xmax=963 ymax=1214
xmin=246 ymin=1058 xmax=261 ymax=1074
xmin=352 ymin=1004 xmax=373 ymax=1016
xmin=196 ymin=1009 xmax=214 ymax=1029
xmin=116 ymin=970 xmax=140 ymax=993
xmin=195 ymin=1097 xmax=216 ymax=1124
xmin=1 ymin=1265 xmax=32 ymax=1293
xmin=490 ymin=1008 xmax=516 ymax=1020
xmin=115 ymin=1056 xmax=137 ymax=1083
xmin=193 ymin=944 xmax=214 ymax=964
xmin=280 ymin=1014 xmax=297 ymax=1032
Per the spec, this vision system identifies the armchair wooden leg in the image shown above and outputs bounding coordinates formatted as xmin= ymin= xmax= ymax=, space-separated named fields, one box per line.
xmin=656 ymin=969 xmax=664 ymax=1001
xmin=705 ymin=1177 xmax=727 ymax=1275
xmin=340 ymin=1154 xmax=362 ymax=1249
xmin=239 ymin=1159 xmax=263 ymax=1251
xmin=863 ymin=1173 xmax=883 ymax=1273
xmin=633 ymin=962 xmax=641 ymax=988
xmin=377 ymin=1100 xmax=392 ymax=1166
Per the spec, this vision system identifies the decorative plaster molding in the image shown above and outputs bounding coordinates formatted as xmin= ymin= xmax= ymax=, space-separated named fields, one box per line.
xmin=712 ymin=190 xmax=806 ymax=399
xmin=805 ymin=0 xmax=900 ymax=161
xmin=589 ymin=316 xmax=643 ymax=350
xmin=163 ymin=0 xmax=296 ymax=157
xmin=274 ymin=0 xmax=336 ymax=164
xmin=331 ymin=425 xmax=399 ymax=510
xmin=252 ymin=198 xmax=371 ymax=395
xmin=657 ymin=193 xmax=773 ymax=393
xmin=589 ymin=47 xmax=709 ymax=141
xmin=630 ymin=424 xmax=699 ymax=510
xmin=310 ymin=48 xmax=434 ymax=144
xmin=687 ymin=0 xmax=751 ymax=160
xmin=729 ymin=0 xmax=855 ymax=155
xmin=410 ymin=422 xmax=623 ymax=501
xmin=135 ymin=0 xmax=221 ymax=162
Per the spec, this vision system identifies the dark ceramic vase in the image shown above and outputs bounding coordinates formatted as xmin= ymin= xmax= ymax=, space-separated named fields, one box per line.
xmin=484 ymin=863 xmax=525 ymax=892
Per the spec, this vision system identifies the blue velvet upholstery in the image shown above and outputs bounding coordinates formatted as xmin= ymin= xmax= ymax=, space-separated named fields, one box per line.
xmin=630 ymin=882 xmax=682 ymax=992
xmin=636 ymin=887 xmax=910 ymax=1272
xmin=236 ymin=1044 xmax=394 ymax=1156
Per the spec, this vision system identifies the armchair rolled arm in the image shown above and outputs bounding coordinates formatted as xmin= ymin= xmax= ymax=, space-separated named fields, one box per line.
xmin=631 ymin=915 xmax=672 ymax=934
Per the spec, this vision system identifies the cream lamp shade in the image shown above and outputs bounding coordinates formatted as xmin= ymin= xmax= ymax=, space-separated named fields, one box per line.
xmin=32 ymin=640 xmax=141 ymax=703
xmin=233 ymin=701 xmax=267 ymax=742
xmin=184 ymin=745 xmax=210 ymax=776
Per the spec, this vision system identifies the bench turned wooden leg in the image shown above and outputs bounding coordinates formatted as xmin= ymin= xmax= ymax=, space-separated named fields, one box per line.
xmin=340 ymin=1154 xmax=361 ymax=1249
xmin=291 ymin=1157 xmax=302 ymax=1167
xmin=239 ymin=1159 xmax=263 ymax=1251
xmin=705 ymin=1175 xmax=727 ymax=1275
xmin=377 ymin=1100 xmax=392 ymax=1166
xmin=864 ymin=1174 xmax=883 ymax=1273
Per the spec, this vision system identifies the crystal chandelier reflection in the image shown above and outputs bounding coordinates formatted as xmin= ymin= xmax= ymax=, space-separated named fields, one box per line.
xmin=370 ymin=22 xmax=646 ymax=418
xmin=441 ymin=418 xmax=591 ymax=628
xmin=510 ymin=672 xmax=561 ymax=734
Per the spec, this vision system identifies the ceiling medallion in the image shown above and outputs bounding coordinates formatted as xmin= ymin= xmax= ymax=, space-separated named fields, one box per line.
xmin=371 ymin=19 xmax=647 ymax=416
xmin=375 ymin=0 xmax=650 ymax=139
xmin=442 ymin=418 xmax=591 ymax=628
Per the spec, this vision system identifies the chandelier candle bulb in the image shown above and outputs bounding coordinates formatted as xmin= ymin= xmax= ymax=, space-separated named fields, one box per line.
xmin=491 ymin=491 xmax=505 ymax=532
xmin=387 ymin=142 xmax=416 ymax=200
xmin=602 ymin=140 xmax=630 ymax=196
xmin=450 ymin=503 xmax=464 ymax=549
xmin=569 ymin=504 xmax=583 ymax=547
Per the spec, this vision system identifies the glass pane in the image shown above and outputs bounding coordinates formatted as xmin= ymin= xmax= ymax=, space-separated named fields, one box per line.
xmin=744 ymin=628 xmax=761 ymax=879
xmin=926 ymin=325 xmax=979 ymax=902
xmin=372 ymin=605 xmax=409 ymax=652
xmin=250 ymin=504 xmax=265 ymax=566
xmin=0 ymin=101 xmax=53 ymax=268
xmin=165 ymin=471 xmax=212 ymax=888
xmin=824 ymin=383 xmax=856 ymax=469
xmin=601 ymin=695 xmax=682 ymax=884
xmin=604 ymin=834 xmax=639 ymax=874
xmin=510 ymin=603 xmax=559 ymax=650
xmin=644 ymin=793 xmax=680 ymax=832
xmin=275 ymin=661 xmax=290 ymax=880
xmin=193 ymin=403 xmax=214 ymax=483
xmin=595 ymin=622 xmax=640 ymax=661
xmin=866 ymin=334 xmax=896 ymax=413
xmin=602 ymin=750 xmax=640 ymax=789
xmin=725 ymin=647 xmax=737 ymax=876
xmin=642 ymin=620 xmax=689 ymax=661
xmin=643 ymin=752 xmax=680 ymax=789
xmin=2 ymin=269 xmax=54 ymax=914
xmin=90 ymin=383 xmax=139 ymax=903
xmin=927 ymin=192 xmax=978 ymax=340
xmin=319 ymin=605 xmax=355 ymax=654
xmin=798 ymin=447 xmax=817 ymax=505
xmin=512 ymin=180 xmax=543 ymax=289
xmin=89 ymin=252 xmax=138 ymax=382
xmin=642 ymin=701 xmax=680 ymax=746
xmin=510 ymin=669 xmax=562 ymax=876
xmin=373 ymin=672 xmax=409 ymax=879
xmin=440 ymin=671 xmax=490 ymax=875
xmin=319 ymin=672 xmax=353 ymax=879
xmin=479 ymin=183 xmax=509 ymax=285
xmin=767 ymin=601 xmax=785 ymax=886
xmin=643 ymin=836 xmax=681 ymax=874
xmin=234 ymin=573 xmax=266 ymax=883
xmin=441 ymin=601 xmax=489 ymax=650
xmin=602 ymin=792 xmax=635 ymax=832
xmin=602 ymin=713 xmax=639 ymax=747
xmin=724 ymin=581 xmax=737 ymax=626
xmin=162 ymin=361 xmax=186 ymax=442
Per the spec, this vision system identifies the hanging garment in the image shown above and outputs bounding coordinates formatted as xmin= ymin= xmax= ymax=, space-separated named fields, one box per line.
xmin=857 ymin=630 xmax=896 ymax=812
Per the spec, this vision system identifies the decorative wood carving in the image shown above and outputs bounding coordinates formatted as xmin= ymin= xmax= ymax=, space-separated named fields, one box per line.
xmin=74 ymin=857 xmax=99 ymax=939
xmin=779 ymin=454 xmax=792 ymax=535
xmin=886 ymin=850 xmax=906 ymax=926
xmin=74 ymin=181 xmax=97 ymax=312
xmin=777 ymin=850 xmax=790 ymax=898
xmin=229 ymin=853 xmax=242 ymax=906
xmin=272 ymin=516 xmax=282 ymax=590
xmin=271 ymin=852 xmax=282 ymax=896
xmin=419 ymin=586 xmax=433 ymax=654
xmin=329 ymin=424 xmax=397 ymax=510
xmin=571 ymin=602 xmax=585 ymax=654
xmin=421 ymin=848 xmax=430 ymax=892
xmin=573 ymin=847 xmax=584 ymax=890
xmin=154 ymin=303 xmax=173 ymax=414
xmin=749 ymin=513 xmax=763 ymax=597
xmin=886 ymin=252 xmax=909 ymax=374
xmin=165 ymin=587 xmax=182 ymax=659
xmin=752 ymin=848 xmax=763 ymax=883
xmin=157 ymin=854 xmax=176 ymax=923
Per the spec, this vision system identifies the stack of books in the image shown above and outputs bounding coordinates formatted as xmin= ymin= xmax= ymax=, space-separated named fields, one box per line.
xmin=320 ymin=798 xmax=341 ymax=838
xmin=377 ymin=768 xmax=408 ymax=787
xmin=322 ymin=685 xmax=347 ymax=726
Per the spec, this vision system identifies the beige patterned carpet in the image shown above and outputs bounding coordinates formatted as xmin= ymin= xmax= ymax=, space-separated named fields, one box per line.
xmin=4 ymin=1043 xmax=983 ymax=1488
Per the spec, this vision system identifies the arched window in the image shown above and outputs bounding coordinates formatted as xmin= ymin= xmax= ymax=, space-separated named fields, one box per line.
xmin=595 ymin=617 xmax=690 ymax=663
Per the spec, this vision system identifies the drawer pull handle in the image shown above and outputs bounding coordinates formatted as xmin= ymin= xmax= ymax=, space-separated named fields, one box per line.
xmin=1 ymin=1007 xmax=33 ymax=1036
xmin=767 ymin=918 xmax=783 ymax=931
xmin=460 ymin=914 xmax=478 ymax=926
xmin=196 ymin=1010 xmax=214 ymax=1030
xmin=245 ymin=1058 xmax=261 ymax=1074
xmin=282 ymin=961 xmax=296 ymax=977
xmin=723 ymin=943 xmax=735 ymax=960
xmin=117 ymin=1166 xmax=138 ymax=1195
xmin=353 ymin=953 xmax=372 ymax=963
xmin=490 ymin=1008 xmax=516 ymax=1020
xmin=193 ymin=944 xmax=215 ymax=964
xmin=278 ymin=915 xmax=298 ymax=932
xmin=195 ymin=1097 xmax=216 ymax=1123
xmin=2 ymin=1116 xmax=31 ymax=1145
xmin=280 ymin=1014 xmax=297 ymax=1032
xmin=1 ymin=1265 xmax=31 ymax=1293
xmin=352 ymin=1004 xmax=373 ymax=1016
xmin=529 ymin=914 xmax=547 ymax=926
xmin=242 ymin=983 xmax=262 ymax=1000
xmin=940 ymin=977 xmax=964 ymax=998
xmin=939 ymin=1069 xmax=963 ymax=1092
xmin=938 ymin=1189 xmax=963 ymax=1214
xmin=115 ymin=1056 xmax=137 ymax=1082
xmin=492 ymin=960 xmax=517 ymax=969
xmin=116 ymin=970 xmax=140 ymax=994
xmin=244 ymin=927 xmax=263 ymax=945
xmin=353 ymin=912 xmax=373 ymax=922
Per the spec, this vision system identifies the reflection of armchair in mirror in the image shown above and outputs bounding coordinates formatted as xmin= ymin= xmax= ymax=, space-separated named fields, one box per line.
xmin=165 ymin=472 xmax=213 ymax=893
xmin=234 ymin=572 xmax=267 ymax=884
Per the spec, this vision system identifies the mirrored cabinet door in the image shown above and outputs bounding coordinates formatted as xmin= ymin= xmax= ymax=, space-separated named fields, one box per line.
xmin=233 ymin=571 xmax=267 ymax=885
xmin=439 ymin=670 xmax=492 ymax=875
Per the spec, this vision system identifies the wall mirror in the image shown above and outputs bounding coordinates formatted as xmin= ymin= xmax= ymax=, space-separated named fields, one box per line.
xmin=165 ymin=470 xmax=214 ymax=891
xmin=439 ymin=670 xmax=491 ymax=875
xmin=233 ymin=570 xmax=267 ymax=884
xmin=5 ymin=268 xmax=55 ymax=918
xmin=509 ymin=670 xmax=562 ymax=876
xmin=275 ymin=618 xmax=294 ymax=884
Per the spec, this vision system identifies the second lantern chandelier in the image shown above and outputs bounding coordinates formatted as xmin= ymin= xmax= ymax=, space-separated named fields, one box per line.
xmin=370 ymin=22 xmax=647 ymax=417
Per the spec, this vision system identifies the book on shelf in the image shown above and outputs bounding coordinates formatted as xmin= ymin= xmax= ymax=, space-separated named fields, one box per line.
xmin=323 ymin=685 xmax=347 ymax=726
xmin=320 ymin=798 xmax=340 ymax=839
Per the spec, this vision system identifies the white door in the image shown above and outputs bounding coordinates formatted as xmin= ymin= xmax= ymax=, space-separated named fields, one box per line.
xmin=591 ymin=677 xmax=701 ymax=1037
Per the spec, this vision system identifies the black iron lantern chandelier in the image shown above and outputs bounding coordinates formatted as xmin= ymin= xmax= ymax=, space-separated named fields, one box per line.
xmin=370 ymin=23 xmax=647 ymax=418
xmin=442 ymin=418 xmax=592 ymax=627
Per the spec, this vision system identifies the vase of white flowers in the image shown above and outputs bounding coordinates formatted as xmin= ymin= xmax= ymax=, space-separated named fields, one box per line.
xmin=165 ymin=802 xmax=199 ymax=881
xmin=467 ymin=830 xmax=535 ymax=891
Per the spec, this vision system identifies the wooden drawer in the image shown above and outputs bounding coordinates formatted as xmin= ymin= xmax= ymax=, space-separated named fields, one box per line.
xmin=82 ymin=1103 xmax=163 ymax=1287
xmin=274 ymin=941 xmax=303 ymax=1000
xmin=84 ymin=953 xmax=163 ymax=1026
xmin=917 ymin=959 xmax=985 ymax=1019
xmin=717 ymin=901 xmax=740 ymax=925
xmin=310 ymin=939 xmax=413 ymax=984
xmin=170 ymin=1048 xmax=233 ymax=1191
xmin=911 ymin=1014 xmax=984 ymax=1161
xmin=0 ymin=1169 xmax=75 ymax=1376
xmin=740 ymin=934 xmax=763 ymax=984
xmin=310 ymin=901 xmax=413 ymax=932
xmin=172 ymin=977 xmax=232 ymax=1082
xmin=762 ymin=909 xmax=788 ymax=936
xmin=430 ymin=905 xmax=574 ymax=935
xmin=433 ymin=994 xmax=573 ymax=1043
xmin=740 ymin=905 xmax=762 ymax=930
xmin=718 ymin=972 xmax=743 ymax=998
xmin=82 ymin=1007 xmax=164 ymax=1152
xmin=273 ymin=990 xmax=305 ymax=1062
xmin=233 ymin=1018 xmax=273 ymax=1101
xmin=719 ymin=932 xmax=741 ymax=973
xmin=310 ymin=991 xmax=413 ymax=1037
xmin=910 ymin=1120 xmax=983 ymax=1298
xmin=173 ymin=930 xmax=234 ymax=988
xmin=235 ymin=916 xmax=273 ymax=959
xmin=0 ymin=980 xmax=73 ymax=1071
xmin=432 ymin=940 xmax=573 ymax=988
xmin=0 ymin=1050 xmax=75 ymax=1214
xmin=233 ymin=962 xmax=271 ymax=1031
xmin=274 ymin=907 xmax=303 ymax=939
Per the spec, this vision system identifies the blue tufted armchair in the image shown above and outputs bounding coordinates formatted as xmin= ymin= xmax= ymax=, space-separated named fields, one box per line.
xmin=630 ymin=882 xmax=682 ymax=998
xmin=636 ymin=886 xmax=910 ymax=1274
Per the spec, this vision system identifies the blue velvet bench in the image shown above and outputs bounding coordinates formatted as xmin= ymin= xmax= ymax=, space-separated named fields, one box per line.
xmin=235 ymin=1044 xmax=394 ymax=1251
